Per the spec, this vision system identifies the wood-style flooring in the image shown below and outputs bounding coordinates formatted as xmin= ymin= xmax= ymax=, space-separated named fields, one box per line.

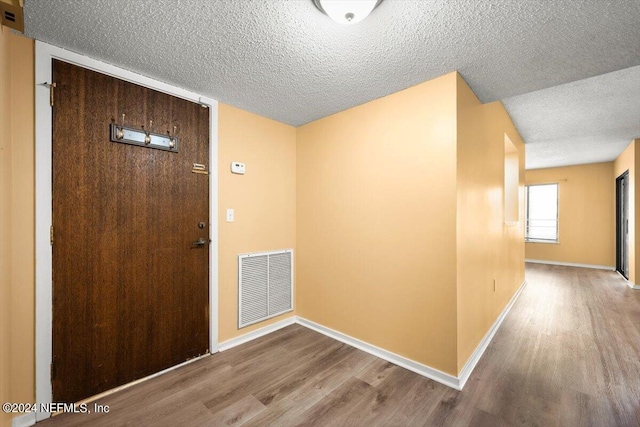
xmin=38 ymin=264 xmax=640 ymax=426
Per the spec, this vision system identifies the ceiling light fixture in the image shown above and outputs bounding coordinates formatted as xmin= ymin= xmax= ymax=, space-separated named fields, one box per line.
xmin=312 ymin=0 xmax=383 ymax=25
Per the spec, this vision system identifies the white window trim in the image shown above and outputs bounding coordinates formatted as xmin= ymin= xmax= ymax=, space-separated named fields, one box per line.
xmin=525 ymin=183 xmax=559 ymax=244
xmin=525 ymin=239 xmax=560 ymax=245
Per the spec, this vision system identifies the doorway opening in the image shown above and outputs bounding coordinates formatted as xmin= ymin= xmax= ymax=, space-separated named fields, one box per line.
xmin=616 ymin=170 xmax=630 ymax=279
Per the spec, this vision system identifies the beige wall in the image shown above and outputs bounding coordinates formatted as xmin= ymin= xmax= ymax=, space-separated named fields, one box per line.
xmin=0 ymin=25 xmax=11 ymax=427
xmin=297 ymin=73 xmax=459 ymax=374
xmin=504 ymin=136 xmax=519 ymax=224
xmin=0 ymin=39 xmax=527 ymax=412
xmin=296 ymin=72 xmax=526 ymax=376
xmin=614 ymin=140 xmax=638 ymax=283
xmin=0 ymin=28 xmax=35 ymax=427
xmin=633 ymin=140 xmax=640 ymax=285
xmin=525 ymin=162 xmax=616 ymax=268
xmin=0 ymin=58 xmax=297 ymax=425
xmin=456 ymin=75 xmax=526 ymax=372
xmin=218 ymin=103 xmax=297 ymax=342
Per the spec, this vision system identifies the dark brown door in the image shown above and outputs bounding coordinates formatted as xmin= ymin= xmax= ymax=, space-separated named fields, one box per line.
xmin=52 ymin=60 xmax=210 ymax=403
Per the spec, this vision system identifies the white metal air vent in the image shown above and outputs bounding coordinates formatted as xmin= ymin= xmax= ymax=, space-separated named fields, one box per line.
xmin=238 ymin=249 xmax=293 ymax=328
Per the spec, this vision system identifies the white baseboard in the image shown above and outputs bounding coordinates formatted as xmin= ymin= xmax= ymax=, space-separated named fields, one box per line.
xmin=22 ymin=315 xmax=295 ymax=425
xmin=218 ymin=316 xmax=296 ymax=351
xmin=614 ymin=270 xmax=639 ymax=289
xmin=297 ymin=281 xmax=528 ymax=391
xmin=20 ymin=281 xmax=526 ymax=418
xmin=525 ymin=259 xmax=614 ymax=271
xmin=457 ymin=280 xmax=527 ymax=389
xmin=12 ymin=412 xmax=36 ymax=427
xmin=27 ymin=318 xmax=295 ymax=422
xmin=296 ymin=317 xmax=461 ymax=390
xmin=214 ymin=279 xmax=528 ymax=392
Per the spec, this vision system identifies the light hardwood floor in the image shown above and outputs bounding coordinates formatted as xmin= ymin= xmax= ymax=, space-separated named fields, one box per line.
xmin=38 ymin=264 xmax=640 ymax=426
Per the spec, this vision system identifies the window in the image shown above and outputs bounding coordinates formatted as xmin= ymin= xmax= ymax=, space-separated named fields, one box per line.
xmin=525 ymin=183 xmax=558 ymax=242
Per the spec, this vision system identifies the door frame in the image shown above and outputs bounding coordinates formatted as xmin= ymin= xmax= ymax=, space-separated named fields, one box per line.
xmin=35 ymin=41 xmax=219 ymax=421
xmin=616 ymin=170 xmax=630 ymax=279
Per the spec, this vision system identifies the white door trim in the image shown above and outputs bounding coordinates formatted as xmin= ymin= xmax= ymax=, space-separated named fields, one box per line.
xmin=34 ymin=41 xmax=219 ymax=422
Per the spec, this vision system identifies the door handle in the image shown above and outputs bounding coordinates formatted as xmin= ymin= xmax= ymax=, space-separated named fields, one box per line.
xmin=192 ymin=237 xmax=208 ymax=248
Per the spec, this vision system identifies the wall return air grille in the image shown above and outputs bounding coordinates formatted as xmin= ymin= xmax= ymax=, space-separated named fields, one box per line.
xmin=238 ymin=249 xmax=293 ymax=328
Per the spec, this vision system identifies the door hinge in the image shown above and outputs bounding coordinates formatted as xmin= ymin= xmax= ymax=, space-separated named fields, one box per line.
xmin=50 ymin=225 xmax=54 ymax=245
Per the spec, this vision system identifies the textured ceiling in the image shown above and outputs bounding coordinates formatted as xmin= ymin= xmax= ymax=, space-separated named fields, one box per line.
xmin=504 ymin=65 xmax=640 ymax=170
xmin=23 ymin=0 xmax=640 ymax=168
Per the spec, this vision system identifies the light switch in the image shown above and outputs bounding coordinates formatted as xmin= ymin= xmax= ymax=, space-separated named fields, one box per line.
xmin=226 ymin=208 xmax=234 ymax=222
xmin=231 ymin=162 xmax=245 ymax=174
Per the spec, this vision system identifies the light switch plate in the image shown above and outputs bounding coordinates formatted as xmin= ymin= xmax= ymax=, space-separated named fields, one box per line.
xmin=231 ymin=162 xmax=245 ymax=174
xmin=226 ymin=208 xmax=234 ymax=222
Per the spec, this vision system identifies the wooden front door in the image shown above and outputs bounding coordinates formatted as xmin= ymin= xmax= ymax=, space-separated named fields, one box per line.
xmin=52 ymin=60 xmax=210 ymax=403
